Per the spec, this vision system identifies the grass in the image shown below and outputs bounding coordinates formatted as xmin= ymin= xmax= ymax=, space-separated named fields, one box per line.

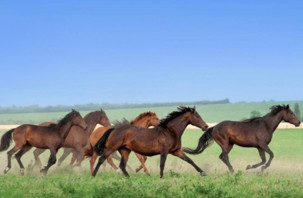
xmin=0 ymin=100 xmax=303 ymax=124
xmin=0 ymin=129 xmax=302 ymax=197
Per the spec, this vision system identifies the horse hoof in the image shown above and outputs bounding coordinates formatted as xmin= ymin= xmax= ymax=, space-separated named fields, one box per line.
xmin=3 ymin=167 xmax=10 ymax=174
xmin=144 ymin=172 xmax=151 ymax=176
xmin=20 ymin=168 xmax=25 ymax=176
xmin=246 ymin=165 xmax=251 ymax=170
xmin=40 ymin=169 xmax=47 ymax=175
xmin=135 ymin=168 xmax=140 ymax=173
xmin=200 ymin=171 xmax=207 ymax=176
xmin=261 ymin=166 xmax=266 ymax=172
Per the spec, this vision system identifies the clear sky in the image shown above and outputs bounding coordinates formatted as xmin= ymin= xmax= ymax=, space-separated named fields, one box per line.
xmin=0 ymin=1 xmax=302 ymax=107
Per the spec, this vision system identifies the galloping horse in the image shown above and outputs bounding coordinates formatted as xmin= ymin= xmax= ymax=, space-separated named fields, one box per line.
xmin=33 ymin=109 xmax=111 ymax=167
xmin=92 ymin=106 xmax=209 ymax=178
xmin=0 ymin=110 xmax=88 ymax=175
xmin=183 ymin=105 xmax=301 ymax=172
xmin=85 ymin=112 xmax=160 ymax=175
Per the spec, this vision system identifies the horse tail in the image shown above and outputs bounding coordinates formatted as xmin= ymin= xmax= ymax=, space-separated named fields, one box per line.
xmin=84 ymin=144 xmax=94 ymax=158
xmin=183 ymin=127 xmax=214 ymax=154
xmin=94 ymin=128 xmax=115 ymax=156
xmin=0 ymin=128 xmax=15 ymax=152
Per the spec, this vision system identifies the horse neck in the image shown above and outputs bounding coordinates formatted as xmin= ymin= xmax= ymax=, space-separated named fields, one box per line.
xmin=264 ymin=112 xmax=283 ymax=134
xmin=165 ymin=115 xmax=189 ymax=140
xmin=84 ymin=114 xmax=100 ymax=135
xmin=57 ymin=121 xmax=74 ymax=141
xmin=132 ymin=117 xmax=150 ymax=128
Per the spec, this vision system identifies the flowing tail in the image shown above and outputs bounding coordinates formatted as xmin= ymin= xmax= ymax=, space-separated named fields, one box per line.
xmin=183 ymin=127 xmax=214 ymax=154
xmin=84 ymin=144 xmax=94 ymax=158
xmin=94 ymin=128 xmax=115 ymax=156
xmin=0 ymin=128 xmax=15 ymax=152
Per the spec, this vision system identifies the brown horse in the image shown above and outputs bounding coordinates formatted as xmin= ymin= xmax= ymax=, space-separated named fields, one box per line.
xmin=85 ymin=111 xmax=160 ymax=175
xmin=92 ymin=106 xmax=209 ymax=178
xmin=183 ymin=105 xmax=301 ymax=172
xmin=0 ymin=110 xmax=88 ymax=175
xmin=33 ymin=109 xmax=111 ymax=168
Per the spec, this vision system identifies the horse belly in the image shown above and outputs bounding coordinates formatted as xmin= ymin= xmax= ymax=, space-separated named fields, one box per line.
xmin=127 ymin=140 xmax=160 ymax=156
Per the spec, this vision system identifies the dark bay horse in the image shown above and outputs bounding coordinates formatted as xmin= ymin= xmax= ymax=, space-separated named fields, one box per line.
xmin=92 ymin=106 xmax=209 ymax=178
xmin=0 ymin=110 xmax=88 ymax=175
xmin=183 ymin=105 xmax=301 ymax=172
xmin=33 ymin=109 xmax=111 ymax=167
xmin=85 ymin=112 xmax=160 ymax=175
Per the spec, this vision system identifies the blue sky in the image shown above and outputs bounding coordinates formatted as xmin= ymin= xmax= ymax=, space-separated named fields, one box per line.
xmin=0 ymin=1 xmax=302 ymax=106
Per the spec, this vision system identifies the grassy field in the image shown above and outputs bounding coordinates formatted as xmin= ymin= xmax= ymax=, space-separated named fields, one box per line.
xmin=0 ymin=100 xmax=303 ymax=124
xmin=0 ymin=129 xmax=302 ymax=197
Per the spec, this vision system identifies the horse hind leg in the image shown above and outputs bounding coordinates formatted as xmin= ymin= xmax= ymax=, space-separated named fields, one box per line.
xmin=259 ymin=144 xmax=274 ymax=171
xmin=134 ymin=153 xmax=150 ymax=176
xmin=219 ymin=143 xmax=234 ymax=173
xmin=246 ymin=148 xmax=266 ymax=170
xmin=106 ymin=154 xmax=119 ymax=171
xmin=92 ymin=150 xmax=112 ymax=177
xmin=57 ymin=148 xmax=73 ymax=166
xmin=118 ymin=148 xmax=131 ymax=177
xmin=4 ymin=145 xmax=23 ymax=174
xmin=15 ymin=144 xmax=32 ymax=175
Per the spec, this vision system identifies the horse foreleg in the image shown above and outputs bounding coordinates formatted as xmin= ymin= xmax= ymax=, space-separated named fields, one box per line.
xmin=172 ymin=149 xmax=206 ymax=176
xmin=160 ymin=151 xmax=168 ymax=178
xmin=118 ymin=148 xmax=131 ymax=177
xmin=40 ymin=149 xmax=57 ymax=175
xmin=33 ymin=148 xmax=46 ymax=168
xmin=246 ymin=148 xmax=266 ymax=170
xmin=106 ymin=154 xmax=119 ymax=170
xmin=73 ymin=147 xmax=85 ymax=167
xmin=15 ymin=144 xmax=32 ymax=175
xmin=57 ymin=148 xmax=73 ymax=166
xmin=135 ymin=153 xmax=149 ymax=175
xmin=260 ymin=144 xmax=274 ymax=171
xmin=90 ymin=152 xmax=98 ymax=174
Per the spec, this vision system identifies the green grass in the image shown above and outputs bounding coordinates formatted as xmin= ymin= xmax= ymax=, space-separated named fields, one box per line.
xmin=0 ymin=129 xmax=302 ymax=197
xmin=0 ymin=100 xmax=302 ymax=124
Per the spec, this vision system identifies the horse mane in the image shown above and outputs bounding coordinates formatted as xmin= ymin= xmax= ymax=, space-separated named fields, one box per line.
xmin=56 ymin=111 xmax=78 ymax=127
xmin=113 ymin=118 xmax=130 ymax=127
xmin=130 ymin=112 xmax=156 ymax=125
xmin=159 ymin=106 xmax=193 ymax=128
xmin=243 ymin=105 xmax=288 ymax=122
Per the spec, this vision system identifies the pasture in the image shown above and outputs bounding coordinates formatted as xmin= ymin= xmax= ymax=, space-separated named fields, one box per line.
xmin=0 ymin=129 xmax=302 ymax=197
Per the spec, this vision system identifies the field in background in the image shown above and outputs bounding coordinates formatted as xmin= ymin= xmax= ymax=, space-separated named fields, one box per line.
xmin=0 ymin=100 xmax=303 ymax=124
xmin=0 ymin=129 xmax=302 ymax=197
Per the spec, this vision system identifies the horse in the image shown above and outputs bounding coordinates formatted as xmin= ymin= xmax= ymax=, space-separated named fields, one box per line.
xmin=0 ymin=110 xmax=88 ymax=175
xmin=85 ymin=111 xmax=160 ymax=175
xmin=183 ymin=105 xmax=301 ymax=172
xmin=33 ymin=109 xmax=111 ymax=168
xmin=92 ymin=106 xmax=209 ymax=178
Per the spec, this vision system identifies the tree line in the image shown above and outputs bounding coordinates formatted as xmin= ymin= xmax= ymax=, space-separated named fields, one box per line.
xmin=0 ymin=99 xmax=230 ymax=114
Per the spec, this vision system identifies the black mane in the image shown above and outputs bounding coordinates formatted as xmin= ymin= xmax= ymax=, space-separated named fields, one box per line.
xmin=159 ymin=106 xmax=194 ymax=128
xmin=243 ymin=105 xmax=288 ymax=122
xmin=57 ymin=111 xmax=78 ymax=127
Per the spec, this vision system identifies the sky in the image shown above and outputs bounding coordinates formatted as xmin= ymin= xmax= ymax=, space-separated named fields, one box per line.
xmin=0 ymin=0 xmax=302 ymax=107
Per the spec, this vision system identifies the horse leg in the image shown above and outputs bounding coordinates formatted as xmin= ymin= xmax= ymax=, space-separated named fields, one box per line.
xmin=90 ymin=152 xmax=98 ymax=174
xmin=106 ymin=154 xmax=119 ymax=170
xmin=172 ymin=149 xmax=207 ymax=176
xmin=134 ymin=153 xmax=150 ymax=175
xmin=92 ymin=150 xmax=112 ymax=177
xmin=160 ymin=152 xmax=168 ymax=178
xmin=4 ymin=145 xmax=22 ymax=174
xmin=118 ymin=148 xmax=131 ymax=177
xmin=33 ymin=148 xmax=46 ymax=168
xmin=73 ymin=146 xmax=85 ymax=167
xmin=218 ymin=143 xmax=234 ymax=173
xmin=246 ymin=147 xmax=266 ymax=170
xmin=15 ymin=144 xmax=32 ymax=175
xmin=259 ymin=144 xmax=274 ymax=171
xmin=40 ymin=149 xmax=57 ymax=175
xmin=57 ymin=148 xmax=73 ymax=167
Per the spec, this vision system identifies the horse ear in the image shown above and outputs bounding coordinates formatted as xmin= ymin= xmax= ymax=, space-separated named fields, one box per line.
xmin=100 ymin=108 xmax=104 ymax=112
xmin=192 ymin=106 xmax=196 ymax=112
xmin=286 ymin=104 xmax=289 ymax=109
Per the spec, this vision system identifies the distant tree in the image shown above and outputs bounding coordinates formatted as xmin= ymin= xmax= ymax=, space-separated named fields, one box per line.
xmin=294 ymin=103 xmax=301 ymax=121
xmin=250 ymin=110 xmax=261 ymax=118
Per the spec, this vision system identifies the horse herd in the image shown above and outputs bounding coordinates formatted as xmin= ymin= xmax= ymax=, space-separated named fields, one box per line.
xmin=0 ymin=105 xmax=300 ymax=178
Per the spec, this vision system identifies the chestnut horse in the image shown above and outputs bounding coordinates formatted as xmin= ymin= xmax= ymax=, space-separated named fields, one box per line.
xmin=92 ymin=106 xmax=209 ymax=178
xmin=0 ymin=110 xmax=87 ymax=175
xmin=33 ymin=109 xmax=111 ymax=167
xmin=183 ymin=105 xmax=301 ymax=172
xmin=85 ymin=111 xmax=160 ymax=175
